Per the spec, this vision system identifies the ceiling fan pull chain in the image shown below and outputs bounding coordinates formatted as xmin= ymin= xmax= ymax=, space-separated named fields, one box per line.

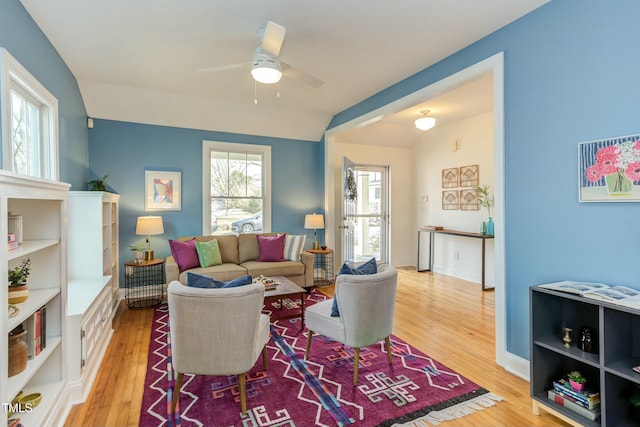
xmin=277 ymin=80 xmax=280 ymax=98
xmin=254 ymin=80 xmax=258 ymax=104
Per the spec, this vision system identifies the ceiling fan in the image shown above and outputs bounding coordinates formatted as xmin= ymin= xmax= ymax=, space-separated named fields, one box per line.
xmin=198 ymin=21 xmax=324 ymax=89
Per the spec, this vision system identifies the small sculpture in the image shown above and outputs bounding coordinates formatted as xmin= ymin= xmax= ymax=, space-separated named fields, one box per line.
xmin=563 ymin=327 xmax=573 ymax=348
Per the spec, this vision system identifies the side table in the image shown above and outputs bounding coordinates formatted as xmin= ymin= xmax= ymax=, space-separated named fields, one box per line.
xmin=307 ymin=248 xmax=334 ymax=287
xmin=124 ymin=258 xmax=165 ymax=309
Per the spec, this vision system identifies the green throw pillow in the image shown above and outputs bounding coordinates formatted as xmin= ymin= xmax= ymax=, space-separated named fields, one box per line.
xmin=195 ymin=239 xmax=223 ymax=267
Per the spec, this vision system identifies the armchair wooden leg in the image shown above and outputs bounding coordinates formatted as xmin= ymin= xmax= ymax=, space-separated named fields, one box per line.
xmin=305 ymin=330 xmax=313 ymax=360
xmin=171 ymin=372 xmax=184 ymax=413
xmin=262 ymin=346 xmax=268 ymax=371
xmin=353 ymin=348 xmax=360 ymax=385
xmin=385 ymin=336 xmax=393 ymax=364
xmin=238 ymin=373 xmax=247 ymax=415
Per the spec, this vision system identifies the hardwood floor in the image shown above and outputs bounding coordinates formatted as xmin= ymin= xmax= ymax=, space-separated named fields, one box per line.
xmin=64 ymin=269 xmax=568 ymax=426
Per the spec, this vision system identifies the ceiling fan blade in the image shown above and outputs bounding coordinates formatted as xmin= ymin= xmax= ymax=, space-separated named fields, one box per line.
xmin=260 ymin=21 xmax=286 ymax=57
xmin=281 ymin=62 xmax=324 ymax=88
xmin=196 ymin=61 xmax=251 ymax=75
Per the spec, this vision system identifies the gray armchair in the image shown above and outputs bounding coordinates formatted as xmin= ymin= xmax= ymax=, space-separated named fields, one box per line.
xmin=304 ymin=264 xmax=398 ymax=385
xmin=167 ymin=281 xmax=270 ymax=415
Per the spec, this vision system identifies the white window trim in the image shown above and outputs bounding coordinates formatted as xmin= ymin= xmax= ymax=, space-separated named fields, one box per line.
xmin=0 ymin=48 xmax=59 ymax=180
xmin=202 ymin=140 xmax=271 ymax=235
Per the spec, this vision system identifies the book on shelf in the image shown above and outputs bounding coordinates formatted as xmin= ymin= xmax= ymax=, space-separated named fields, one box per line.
xmin=34 ymin=309 xmax=42 ymax=356
xmin=421 ymin=225 xmax=444 ymax=230
xmin=40 ymin=305 xmax=47 ymax=350
xmin=539 ymin=280 xmax=640 ymax=309
xmin=552 ymin=379 xmax=600 ymax=409
xmin=7 ymin=232 xmax=18 ymax=250
xmin=25 ymin=314 xmax=36 ymax=359
xmin=548 ymin=390 xmax=600 ymax=421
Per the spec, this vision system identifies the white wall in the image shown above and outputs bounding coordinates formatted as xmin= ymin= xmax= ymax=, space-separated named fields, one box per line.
xmin=332 ymin=141 xmax=415 ymax=267
xmin=415 ymin=112 xmax=495 ymax=286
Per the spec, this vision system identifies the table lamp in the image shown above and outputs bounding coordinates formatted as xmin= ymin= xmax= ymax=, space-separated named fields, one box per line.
xmin=136 ymin=216 xmax=164 ymax=261
xmin=304 ymin=213 xmax=325 ymax=250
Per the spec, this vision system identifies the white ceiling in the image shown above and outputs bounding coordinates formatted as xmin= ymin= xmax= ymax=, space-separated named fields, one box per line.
xmin=20 ymin=0 xmax=549 ymax=142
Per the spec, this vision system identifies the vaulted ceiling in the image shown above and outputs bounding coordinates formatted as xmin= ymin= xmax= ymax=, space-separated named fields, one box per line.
xmin=20 ymin=0 xmax=549 ymax=142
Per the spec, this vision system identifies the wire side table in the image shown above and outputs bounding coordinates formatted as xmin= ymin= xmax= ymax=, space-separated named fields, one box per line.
xmin=307 ymin=248 xmax=334 ymax=287
xmin=124 ymin=258 xmax=165 ymax=308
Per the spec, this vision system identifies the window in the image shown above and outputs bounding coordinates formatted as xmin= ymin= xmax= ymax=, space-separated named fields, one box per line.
xmin=1 ymin=48 xmax=58 ymax=180
xmin=202 ymin=141 xmax=271 ymax=235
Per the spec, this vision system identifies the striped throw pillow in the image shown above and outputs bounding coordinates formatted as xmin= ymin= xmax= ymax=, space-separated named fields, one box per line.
xmin=283 ymin=235 xmax=306 ymax=262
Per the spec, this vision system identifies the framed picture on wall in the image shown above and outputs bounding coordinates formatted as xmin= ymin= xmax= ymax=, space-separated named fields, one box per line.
xmin=145 ymin=170 xmax=182 ymax=211
xmin=442 ymin=190 xmax=459 ymax=210
xmin=459 ymin=189 xmax=480 ymax=210
xmin=579 ymin=134 xmax=640 ymax=202
xmin=459 ymin=164 xmax=479 ymax=187
xmin=442 ymin=168 xmax=459 ymax=188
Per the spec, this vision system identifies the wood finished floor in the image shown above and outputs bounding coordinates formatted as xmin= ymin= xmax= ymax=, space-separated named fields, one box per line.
xmin=64 ymin=269 xmax=568 ymax=426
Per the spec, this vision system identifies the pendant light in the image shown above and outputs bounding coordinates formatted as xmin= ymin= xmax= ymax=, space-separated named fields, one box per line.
xmin=415 ymin=110 xmax=436 ymax=131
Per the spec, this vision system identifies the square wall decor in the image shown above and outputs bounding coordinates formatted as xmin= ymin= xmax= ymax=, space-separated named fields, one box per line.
xmin=442 ymin=168 xmax=458 ymax=188
xmin=459 ymin=165 xmax=479 ymax=187
xmin=442 ymin=190 xmax=459 ymax=210
xmin=145 ymin=170 xmax=182 ymax=211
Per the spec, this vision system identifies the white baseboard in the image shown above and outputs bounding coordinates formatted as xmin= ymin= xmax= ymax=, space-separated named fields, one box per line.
xmin=504 ymin=351 xmax=530 ymax=381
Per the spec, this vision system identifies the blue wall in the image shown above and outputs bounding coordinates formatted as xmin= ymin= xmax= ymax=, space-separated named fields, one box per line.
xmin=0 ymin=0 xmax=89 ymax=188
xmin=329 ymin=0 xmax=640 ymax=359
xmin=89 ymin=119 xmax=324 ymax=283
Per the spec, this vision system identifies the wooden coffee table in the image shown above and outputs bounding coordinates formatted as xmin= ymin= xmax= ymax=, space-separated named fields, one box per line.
xmin=262 ymin=276 xmax=306 ymax=328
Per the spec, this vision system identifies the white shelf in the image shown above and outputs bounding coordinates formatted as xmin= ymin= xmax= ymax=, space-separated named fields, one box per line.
xmin=8 ymin=380 xmax=65 ymax=427
xmin=8 ymin=288 xmax=60 ymax=331
xmin=7 ymin=239 xmax=59 ymax=261
xmin=7 ymin=337 xmax=62 ymax=398
xmin=1 ymin=173 xmax=69 ymax=427
xmin=68 ymin=277 xmax=111 ymax=316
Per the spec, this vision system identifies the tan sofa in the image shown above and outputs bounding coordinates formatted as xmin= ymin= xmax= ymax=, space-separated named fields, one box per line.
xmin=165 ymin=233 xmax=315 ymax=288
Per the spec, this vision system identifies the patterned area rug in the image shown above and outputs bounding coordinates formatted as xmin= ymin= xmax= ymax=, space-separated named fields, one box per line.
xmin=139 ymin=290 xmax=502 ymax=427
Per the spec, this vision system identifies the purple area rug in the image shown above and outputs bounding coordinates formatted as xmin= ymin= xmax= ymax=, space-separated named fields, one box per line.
xmin=139 ymin=290 xmax=502 ymax=426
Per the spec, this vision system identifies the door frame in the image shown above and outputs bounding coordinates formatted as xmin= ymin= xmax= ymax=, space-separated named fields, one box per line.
xmin=324 ymin=52 xmax=510 ymax=371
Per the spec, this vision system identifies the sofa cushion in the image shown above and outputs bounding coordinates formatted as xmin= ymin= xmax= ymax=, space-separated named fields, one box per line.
xmin=257 ymin=234 xmax=286 ymax=262
xmin=332 ymin=257 xmax=378 ymax=317
xmin=241 ymin=260 xmax=304 ymax=278
xmin=178 ymin=263 xmax=248 ymax=283
xmin=195 ymin=239 xmax=222 ymax=267
xmin=186 ymin=272 xmax=252 ymax=289
xmin=169 ymin=238 xmax=200 ymax=272
xmin=283 ymin=235 xmax=306 ymax=262
xmin=238 ymin=233 xmax=278 ymax=263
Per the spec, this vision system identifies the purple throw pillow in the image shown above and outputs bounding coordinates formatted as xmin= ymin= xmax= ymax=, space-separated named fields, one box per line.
xmin=169 ymin=238 xmax=200 ymax=272
xmin=256 ymin=234 xmax=285 ymax=262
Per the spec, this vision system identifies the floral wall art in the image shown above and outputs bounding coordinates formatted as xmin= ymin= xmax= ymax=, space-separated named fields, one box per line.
xmin=579 ymin=134 xmax=640 ymax=202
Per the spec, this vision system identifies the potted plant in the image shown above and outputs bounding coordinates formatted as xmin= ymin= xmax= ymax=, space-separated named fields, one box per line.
xmin=88 ymin=175 xmax=108 ymax=191
xmin=8 ymin=258 xmax=31 ymax=304
xmin=475 ymin=184 xmax=495 ymax=236
xmin=129 ymin=243 xmax=146 ymax=263
xmin=567 ymin=371 xmax=587 ymax=391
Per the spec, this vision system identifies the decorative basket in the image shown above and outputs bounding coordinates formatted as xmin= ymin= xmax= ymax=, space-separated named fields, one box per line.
xmin=8 ymin=329 xmax=27 ymax=377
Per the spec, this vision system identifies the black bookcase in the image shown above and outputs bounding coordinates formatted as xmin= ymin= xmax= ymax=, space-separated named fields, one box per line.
xmin=530 ymin=286 xmax=640 ymax=426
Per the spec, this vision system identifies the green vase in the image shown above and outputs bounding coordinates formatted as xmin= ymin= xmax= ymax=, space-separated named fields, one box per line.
xmin=606 ymin=169 xmax=633 ymax=195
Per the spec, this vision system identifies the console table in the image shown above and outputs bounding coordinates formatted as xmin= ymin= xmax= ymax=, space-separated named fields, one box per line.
xmin=417 ymin=228 xmax=494 ymax=291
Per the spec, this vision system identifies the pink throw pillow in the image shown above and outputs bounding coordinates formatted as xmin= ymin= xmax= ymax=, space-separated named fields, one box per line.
xmin=169 ymin=238 xmax=200 ymax=272
xmin=256 ymin=234 xmax=285 ymax=262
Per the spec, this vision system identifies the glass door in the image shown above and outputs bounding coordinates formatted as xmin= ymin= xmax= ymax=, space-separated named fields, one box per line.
xmin=341 ymin=160 xmax=389 ymax=264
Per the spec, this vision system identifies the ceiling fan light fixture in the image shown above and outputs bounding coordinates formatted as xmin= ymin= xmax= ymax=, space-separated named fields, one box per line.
xmin=251 ymin=54 xmax=282 ymax=84
xmin=415 ymin=110 xmax=436 ymax=131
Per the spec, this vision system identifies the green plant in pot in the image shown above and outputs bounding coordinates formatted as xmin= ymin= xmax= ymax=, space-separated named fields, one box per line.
xmin=129 ymin=243 xmax=146 ymax=263
xmin=567 ymin=371 xmax=587 ymax=391
xmin=88 ymin=175 xmax=108 ymax=191
xmin=475 ymin=184 xmax=495 ymax=236
xmin=8 ymin=258 xmax=31 ymax=304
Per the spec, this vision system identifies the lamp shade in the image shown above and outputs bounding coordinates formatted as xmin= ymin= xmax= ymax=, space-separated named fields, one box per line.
xmin=415 ymin=116 xmax=436 ymax=131
xmin=136 ymin=216 xmax=164 ymax=236
xmin=304 ymin=214 xmax=325 ymax=230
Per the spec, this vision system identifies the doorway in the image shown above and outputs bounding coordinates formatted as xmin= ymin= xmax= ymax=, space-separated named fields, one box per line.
xmin=324 ymin=52 xmax=508 ymax=369
xmin=341 ymin=163 xmax=390 ymax=265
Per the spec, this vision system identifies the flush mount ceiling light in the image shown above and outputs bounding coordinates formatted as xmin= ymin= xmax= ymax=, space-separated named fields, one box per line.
xmin=251 ymin=50 xmax=282 ymax=84
xmin=415 ymin=110 xmax=436 ymax=131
